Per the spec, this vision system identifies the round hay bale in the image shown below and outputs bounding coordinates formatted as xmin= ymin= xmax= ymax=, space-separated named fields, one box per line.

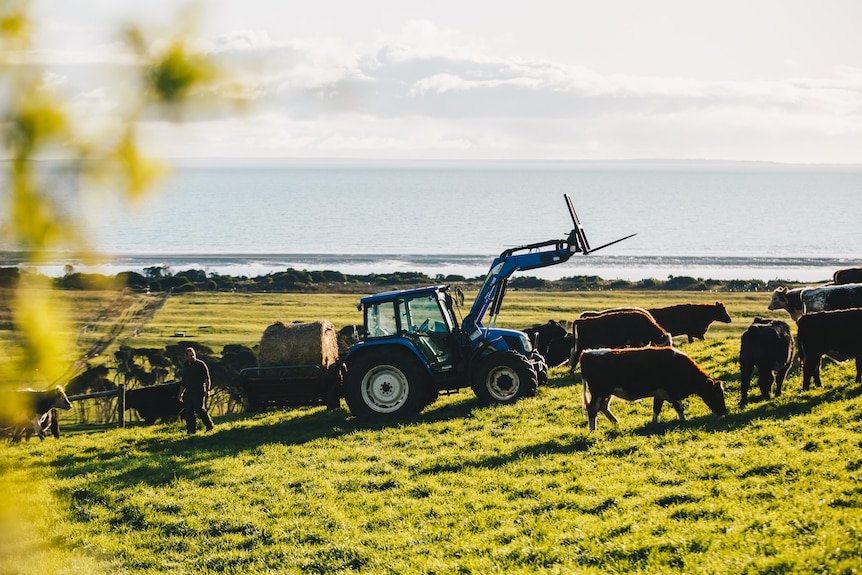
xmin=258 ymin=320 xmax=340 ymax=368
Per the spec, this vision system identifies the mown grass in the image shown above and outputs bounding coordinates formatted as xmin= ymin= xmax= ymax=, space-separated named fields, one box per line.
xmin=2 ymin=289 xmax=861 ymax=574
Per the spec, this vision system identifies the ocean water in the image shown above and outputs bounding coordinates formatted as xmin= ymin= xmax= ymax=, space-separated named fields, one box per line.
xmin=3 ymin=160 xmax=862 ymax=282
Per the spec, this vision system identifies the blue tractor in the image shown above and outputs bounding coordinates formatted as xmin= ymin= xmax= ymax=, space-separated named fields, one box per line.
xmin=341 ymin=194 xmax=634 ymax=418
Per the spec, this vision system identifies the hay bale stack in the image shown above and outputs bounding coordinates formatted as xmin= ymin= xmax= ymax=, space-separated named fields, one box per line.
xmin=258 ymin=320 xmax=340 ymax=368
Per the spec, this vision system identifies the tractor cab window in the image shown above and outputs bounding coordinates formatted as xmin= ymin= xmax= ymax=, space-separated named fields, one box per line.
xmin=401 ymin=294 xmax=452 ymax=365
xmin=402 ymin=295 xmax=449 ymax=334
xmin=366 ymin=301 xmax=397 ymax=337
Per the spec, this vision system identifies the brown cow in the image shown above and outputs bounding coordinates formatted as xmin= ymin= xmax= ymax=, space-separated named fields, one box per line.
xmin=570 ymin=309 xmax=671 ymax=370
xmin=647 ymin=302 xmax=732 ymax=343
xmin=580 ymin=346 xmax=726 ymax=431
xmin=796 ymin=309 xmax=862 ymax=390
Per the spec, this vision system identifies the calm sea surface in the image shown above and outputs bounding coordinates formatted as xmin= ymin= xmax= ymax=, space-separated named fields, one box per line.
xmin=3 ymin=160 xmax=862 ymax=282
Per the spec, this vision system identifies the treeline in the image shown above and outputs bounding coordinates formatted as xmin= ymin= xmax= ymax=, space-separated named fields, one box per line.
xmin=0 ymin=265 xmax=802 ymax=293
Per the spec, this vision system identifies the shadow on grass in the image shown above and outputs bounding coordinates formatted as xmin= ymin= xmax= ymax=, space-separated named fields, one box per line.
xmin=49 ymin=395 xmax=486 ymax=485
xmin=632 ymin=380 xmax=862 ymax=437
xmin=49 ymin=374 xmax=860 ymax=493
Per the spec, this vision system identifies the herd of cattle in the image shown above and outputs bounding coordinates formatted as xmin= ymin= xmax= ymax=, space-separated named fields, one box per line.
xmin=4 ymin=268 xmax=862 ymax=440
xmin=525 ymin=267 xmax=862 ymax=430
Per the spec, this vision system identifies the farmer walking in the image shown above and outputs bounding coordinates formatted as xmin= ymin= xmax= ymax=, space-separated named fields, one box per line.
xmin=178 ymin=346 xmax=215 ymax=434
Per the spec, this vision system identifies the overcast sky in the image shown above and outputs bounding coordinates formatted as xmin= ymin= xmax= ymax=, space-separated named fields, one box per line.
xmin=22 ymin=0 xmax=862 ymax=163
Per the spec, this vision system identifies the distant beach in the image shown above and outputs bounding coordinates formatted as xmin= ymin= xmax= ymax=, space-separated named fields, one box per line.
xmin=5 ymin=252 xmax=854 ymax=285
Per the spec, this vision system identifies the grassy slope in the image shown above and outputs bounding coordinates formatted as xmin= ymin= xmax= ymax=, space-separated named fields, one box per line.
xmin=2 ymin=289 xmax=861 ymax=574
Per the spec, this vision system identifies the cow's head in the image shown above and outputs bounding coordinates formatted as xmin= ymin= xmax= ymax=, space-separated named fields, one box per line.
xmin=702 ymin=378 xmax=727 ymax=416
xmin=715 ymin=302 xmax=732 ymax=323
xmin=768 ymin=287 xmax=790 ymax=311
xmin=51 ymin=386 xmax=73 ymax=410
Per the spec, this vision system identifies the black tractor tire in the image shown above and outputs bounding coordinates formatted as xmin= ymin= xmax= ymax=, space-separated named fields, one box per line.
xmin=471 ymin=350 xmax=538 ymax=405
xmin=344 ymin=349 xmax=429 ymax=418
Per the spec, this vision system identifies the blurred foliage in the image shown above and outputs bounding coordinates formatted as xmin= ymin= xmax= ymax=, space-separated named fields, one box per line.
xmin=1 ymin=3 xmax=230 ymax=571
xmin=1 ymin=1 xmax=225 ymax=388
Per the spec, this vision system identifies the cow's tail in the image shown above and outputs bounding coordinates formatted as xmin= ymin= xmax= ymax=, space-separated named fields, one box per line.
xmin=569 ymin=320 xmax=580 ymax=374
xmin=581 ymin=375 xmax=590 ymax=414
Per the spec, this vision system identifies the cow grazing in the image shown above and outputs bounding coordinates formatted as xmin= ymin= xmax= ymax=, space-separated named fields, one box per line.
xmin=768 ymin=283 xmax=862 ymax=322
xmin=796 ymin=309 xmax=862 ymax=390
xmin=1 ymin=386 xmax=72 ymax=442
xmin=523 ymin=320 xmax=572 ymax=367
xmin=124 ymin=382 xmax=183 ymax=425
xmin=580 ymin=346 xmax=727 ymax=431
xmin=833 ymin=267 xmax=862 ymax=285
xmin=738 ymin=318 xmax=795 ymax=406
xmin=570 ymin=309 xmax=672 ymax=370
xmin=647 ymin=302 xmax=732 ymax=343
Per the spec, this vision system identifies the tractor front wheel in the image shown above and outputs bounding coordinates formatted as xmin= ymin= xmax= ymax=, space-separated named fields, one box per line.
xmin=472 ymin=350 xmax=538 ymax=405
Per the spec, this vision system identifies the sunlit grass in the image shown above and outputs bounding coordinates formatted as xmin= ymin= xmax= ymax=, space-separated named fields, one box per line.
xmin=3 ymin=288 xmax=860 ymax=574
xmin=3 ymin=368 xmax=861 ymax=574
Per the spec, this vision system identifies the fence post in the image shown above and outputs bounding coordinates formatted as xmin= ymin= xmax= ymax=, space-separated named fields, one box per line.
xmin=118 ymin=384 xmax=125 ymax=428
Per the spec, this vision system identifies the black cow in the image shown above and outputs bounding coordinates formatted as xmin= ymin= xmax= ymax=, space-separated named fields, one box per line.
xmin=768 ymin=283 xmax=862 ymax=322
xmin=833 ymin=267 xmax=862 ymax=285
xmin=796 ymin=309 xmax=862 ymax=390
xmin=1 ymin=386 xmax=72 ymax=442
xmin=570 ymin=309 xmax=672 ymax=370
xmin=125 ymin=382 xmax=183 ymax=425
xmin=580 ymin=346 xmax=727 ymax=431
xmin=523 ymin=320 xmax=571 ymax=367
xmin=337 ymin=324 xmax=366 ymax=356
xmin=738 ymin=318 xmax=795 ymax=406
xmin=647 ymin=302 xmax=732 ymax=343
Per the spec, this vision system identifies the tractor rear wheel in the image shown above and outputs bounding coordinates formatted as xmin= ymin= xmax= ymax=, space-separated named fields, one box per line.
xmin=344 ymin=349 xmax=429 ymax=418
xmin=471 ymin=350 xmax=538 ymax=405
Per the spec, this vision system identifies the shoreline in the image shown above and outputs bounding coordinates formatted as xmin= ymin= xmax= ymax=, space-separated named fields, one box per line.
xmin=2 ymin=252 xmax=854 ymax=284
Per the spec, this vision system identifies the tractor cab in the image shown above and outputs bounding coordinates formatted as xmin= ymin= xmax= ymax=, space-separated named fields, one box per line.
xmin=357 ymin=285 xmax=460 ymax=372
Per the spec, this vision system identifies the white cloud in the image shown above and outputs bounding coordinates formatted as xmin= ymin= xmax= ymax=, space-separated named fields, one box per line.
xmin=11 ymin=9 xmax=862 ymax=163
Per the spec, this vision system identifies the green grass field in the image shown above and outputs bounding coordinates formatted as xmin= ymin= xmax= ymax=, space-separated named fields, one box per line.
xmin=2 ymin=289 xmax=861 ymax=574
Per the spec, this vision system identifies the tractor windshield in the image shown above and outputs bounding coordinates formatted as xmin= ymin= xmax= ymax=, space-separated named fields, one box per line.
xmin=364 ymin=292 xmax=451 ymax=339
xmin=401 ymin=294 xmax=449 ymax=334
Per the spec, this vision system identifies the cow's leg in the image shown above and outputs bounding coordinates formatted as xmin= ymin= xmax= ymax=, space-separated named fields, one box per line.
xmin=586 ymin=397 xmax=600 ymax=431
xmin=814 ymin=356 xmax=824 ymax=387
xmin=801 ymin=357 xmax=817 ymax=390
xmin=670 ymin=399 xmax=686 ymax=421
xmin=30 ymin=417 xmax=45 ymax=441
xmin=652 ymin=397 xmax=664 ymax=422
xmin=599 ymin=396 xmax=618 ymax=425
xmin=807 ymin=355 xmax=824 ymax=389
xmin=37 ymin=411 xmax=52 ymax=440
xmin=739 ymin=360 xmax=753 ymax=407
xmin=757 ymin=371 xmax=774 ymax=401
xmin=775 ymin=362 xmax=790 ymax=397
